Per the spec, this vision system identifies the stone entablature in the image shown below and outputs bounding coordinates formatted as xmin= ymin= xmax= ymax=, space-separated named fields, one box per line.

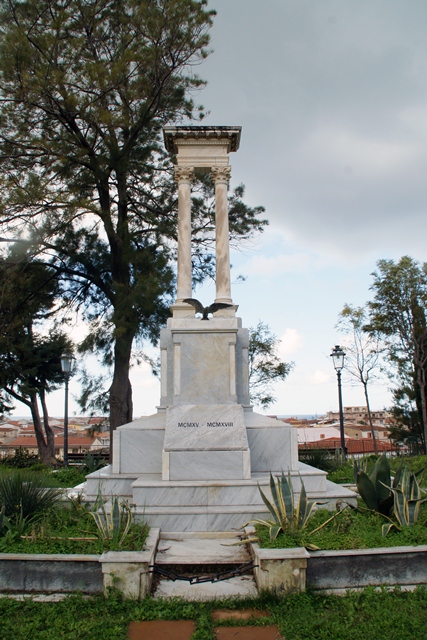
xmin=163 ymin=125 xmax=241 ymax=161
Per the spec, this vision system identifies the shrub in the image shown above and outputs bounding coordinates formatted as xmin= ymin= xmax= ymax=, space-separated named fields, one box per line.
xmin=299 ymin=449 xmax=337 ymax=472
xmin=0 ymin=448 xmax=41 ymax=468
xmin=52 ymin=467 xmax=87 ymax=487
xmin=0 ymin=471 xmax=61 ymax=521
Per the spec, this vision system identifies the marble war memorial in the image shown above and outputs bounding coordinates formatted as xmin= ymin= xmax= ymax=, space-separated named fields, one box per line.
xmin=86 ymin=126 xmax=354 ymax=531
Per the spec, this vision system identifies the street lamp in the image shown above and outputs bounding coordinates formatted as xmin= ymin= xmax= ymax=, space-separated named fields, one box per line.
xmin=330 ymin=345 xmax=346 ymax=460
xmin=60 ymin=351 xmax=76 ymax=466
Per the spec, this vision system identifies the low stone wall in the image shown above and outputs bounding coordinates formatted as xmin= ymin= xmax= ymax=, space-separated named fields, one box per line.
xmin=0 ymin=528 xmax=160 ymax=597
xmin=2 ymin=530 xmax=426 ymax=597
xmin=250 ymin=537 xmax=427 ymax=594
xmin=100 ymin=528 xmax=160 ymax=598
xmin=307 ymin=546 xmax=427 ymax=593
xmin=0 ymin=554 xmax=103 ymax=594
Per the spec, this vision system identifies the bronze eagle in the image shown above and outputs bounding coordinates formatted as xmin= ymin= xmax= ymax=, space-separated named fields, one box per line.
xmin=183 ymin=298 xmax=233 ymax=320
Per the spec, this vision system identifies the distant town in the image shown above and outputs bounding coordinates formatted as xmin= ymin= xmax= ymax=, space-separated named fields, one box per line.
xmin=0 ymin=415 xmax=110 ymax=460
xmin=0 ymin=406 xmax=397 ymax=460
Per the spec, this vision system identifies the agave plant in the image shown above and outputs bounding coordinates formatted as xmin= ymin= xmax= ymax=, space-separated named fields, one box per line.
xmin=250 ymin=471 xmax=319 ymax=542
xmin=90 ymin=487 xmax=133 ymax=547
xmin=355 ymin=455 xmax=403 ymax=516
xmin=381 ymin=466 xmax=427 ymax=536
xmin=0 ymin=471 xmax=61 ymax=521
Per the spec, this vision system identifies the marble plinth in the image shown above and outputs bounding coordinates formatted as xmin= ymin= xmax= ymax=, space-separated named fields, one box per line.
xmin=159 ymin=316 xmax=251 ymax=408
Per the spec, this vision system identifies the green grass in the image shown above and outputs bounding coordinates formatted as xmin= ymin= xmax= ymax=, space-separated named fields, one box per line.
xmin=0 ymin=499 xmax=149 ymax=554
xmin=327 ymin=454 xmax=427 ymax=485
xmin=0 ymin=465 xmax=88 ymax=488
xmin=255 ymin=503 xmax=427 ymax=550
xmin=1 ymin=588 xmax=427 ymax=639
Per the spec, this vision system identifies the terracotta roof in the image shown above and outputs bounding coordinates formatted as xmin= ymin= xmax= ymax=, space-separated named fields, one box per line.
xmin=4 ymin=435 xmax=95 ymax=448
xmin=345 ymin=424 xmax=390 ymax=432
xmin=299 ymin=437 xmax=397 ymax=454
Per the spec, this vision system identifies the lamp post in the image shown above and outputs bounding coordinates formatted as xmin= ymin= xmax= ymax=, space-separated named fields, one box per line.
xmin=60 ymin=351 xmax=76 ymax=466
xmin=330 ymin=345 xmax=346 ymax=460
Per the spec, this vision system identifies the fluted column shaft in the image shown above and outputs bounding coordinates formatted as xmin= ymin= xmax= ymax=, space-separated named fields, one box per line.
xmin=212 ymin=165 xmax=232 ymax=303
xmin=175 ymin=166 xmax=194 ymax=302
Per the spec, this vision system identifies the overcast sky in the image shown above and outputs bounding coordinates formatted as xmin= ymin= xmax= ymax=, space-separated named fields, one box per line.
xmin=18 ymin=0 xmax=427 ymax=419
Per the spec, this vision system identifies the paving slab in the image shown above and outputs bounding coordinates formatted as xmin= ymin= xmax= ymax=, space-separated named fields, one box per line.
xmin=212 ymin=609 xmax=270 ymax=621
xmin=156 ymin=536 xmax=249 ymax=564
xmin=214 ymin=626 xmax=283 ymax=640
xmin=154 ymin=575 xmax=257 ymax=600
xmin=127 ymin=620 xmax=196 ymax=640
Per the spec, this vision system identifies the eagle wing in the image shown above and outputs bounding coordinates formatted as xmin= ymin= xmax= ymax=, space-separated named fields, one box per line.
xmin=183 ymin=298 xmax=205 ymax=315
xmin=207 ymin=303 xmax=234 ymax=315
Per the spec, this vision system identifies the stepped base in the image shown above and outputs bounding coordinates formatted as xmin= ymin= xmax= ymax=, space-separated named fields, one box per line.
xmin=86 ymin=464 xmax=356 ymax=532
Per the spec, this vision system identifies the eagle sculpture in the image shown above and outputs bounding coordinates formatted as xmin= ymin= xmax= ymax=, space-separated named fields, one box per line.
xmin=183 ymin=298 xmax=233 ymax=320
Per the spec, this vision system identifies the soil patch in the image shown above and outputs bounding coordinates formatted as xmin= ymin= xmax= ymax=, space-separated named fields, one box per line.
xmin=212 ymin=609 xmax=270 ymax=621
xmin=127 ymin=620 xmax=196 ymax=640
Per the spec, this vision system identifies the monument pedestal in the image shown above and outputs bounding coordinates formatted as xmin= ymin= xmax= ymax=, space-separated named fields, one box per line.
xmin=85 ymin=402 xmax=355 ymax=531
xmin=84 ymin=318 xmax=355 ymax=532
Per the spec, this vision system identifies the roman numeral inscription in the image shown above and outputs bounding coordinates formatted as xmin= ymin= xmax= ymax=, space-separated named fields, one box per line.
xmin=164 ymin=405 xmax=247 ymax=454
xmin=177 ymin=421 xmax=234 ymax=428
xmin=206 ymin=422 xmax=234 ymax=427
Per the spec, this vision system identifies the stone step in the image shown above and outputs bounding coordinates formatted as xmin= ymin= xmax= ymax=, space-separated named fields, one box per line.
xmin=132 ymin=505 xmax=266 ymax=532
xmin=155 ymin=532 xmax=250 ymax=565
xmin=151 ymin=532 xmax=257 ymax=600
xmin=153 ymin=575 xmax=257 ymax=599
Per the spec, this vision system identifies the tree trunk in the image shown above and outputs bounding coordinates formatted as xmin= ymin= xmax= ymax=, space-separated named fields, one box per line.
xmin=5 ymin=386 xmax=57 ymax=466
xmin=39 ymin=389 xmax=57 ymax=465
xmin=363 ymin=381 xmax=378 ymax=455
xmin=29 ymin=392 xmax=56 ymax=466
xmin=417 ymin=366 xmax=427 ymax=455
xmin=109 ymin=328 xmax=134 ymax=461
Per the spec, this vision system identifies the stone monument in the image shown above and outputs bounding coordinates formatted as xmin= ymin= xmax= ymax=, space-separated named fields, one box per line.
xmin=86 ymin=126 xmax=354 ymax=531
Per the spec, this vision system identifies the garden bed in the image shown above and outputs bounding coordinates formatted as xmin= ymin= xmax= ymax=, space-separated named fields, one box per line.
xmin=0 ymin=528 xmax=160 ymax=597
xmin=247 ymin=498 xmax=427 ymax=594
xmin=250 ymin=537 xmax=427 ymax=594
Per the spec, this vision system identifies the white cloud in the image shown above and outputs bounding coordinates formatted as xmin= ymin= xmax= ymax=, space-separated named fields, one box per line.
xmin=298 ymin=125 xmax=420 ymax=181
xmin=306 ymin=369 xmax=334 ymax=385
xmin=245 ymin=252 xmax=313 ymax=276
xmin=278 ymin=328 xmax=304 ymax=357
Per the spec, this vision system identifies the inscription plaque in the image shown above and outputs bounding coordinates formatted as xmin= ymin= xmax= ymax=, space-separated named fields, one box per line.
xmin=164 ymin=404 xmax=248 ymax=451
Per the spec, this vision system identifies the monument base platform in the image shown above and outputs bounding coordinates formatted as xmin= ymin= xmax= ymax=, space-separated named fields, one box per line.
xmin=85 ymin=463 xmax=356 ymax=532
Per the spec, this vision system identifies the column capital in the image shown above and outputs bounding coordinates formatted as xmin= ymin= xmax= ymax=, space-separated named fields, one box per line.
xmin=174 ymin=165 xmax=195 ymax=183
xmin=211 ymin=165 xmax=231 ymax=183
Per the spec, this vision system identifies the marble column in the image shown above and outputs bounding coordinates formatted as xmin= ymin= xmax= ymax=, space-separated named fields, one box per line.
xmin=174 ymin=166 xmax=194 ymax=302
xmin=212 ymin=165 xmax=232 ymax=304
